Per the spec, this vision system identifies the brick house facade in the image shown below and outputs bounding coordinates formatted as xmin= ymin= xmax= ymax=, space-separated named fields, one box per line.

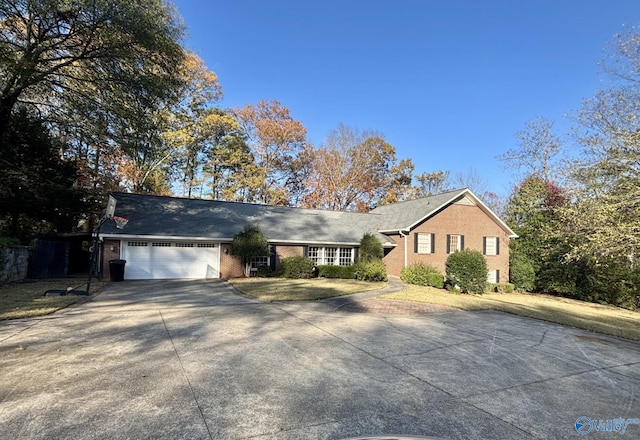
xmin=99 ymin=189 xmax=516 ymax=281
xmin=381 ymin=200 xmax=510 ymax=282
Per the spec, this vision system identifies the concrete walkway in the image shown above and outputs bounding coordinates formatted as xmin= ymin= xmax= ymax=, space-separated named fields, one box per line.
xmin=1 ymin=279 xmax=639 ymax=440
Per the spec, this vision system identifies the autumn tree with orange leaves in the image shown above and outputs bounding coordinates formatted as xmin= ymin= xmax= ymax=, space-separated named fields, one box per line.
xmin=233 ymin=100 xmax=308 ymax=205
xmin=301 ymin=124 xmax=413 ymax=212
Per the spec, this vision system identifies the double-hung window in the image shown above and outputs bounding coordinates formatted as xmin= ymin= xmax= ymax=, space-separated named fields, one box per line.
xmin=307 ymin=246 xmax=354 ymax=266
xmin=415 ymin=233 xmax=435 ymax=254
xmin=487 ymin=269 xmax=500 ymax=283
xmin=483 ymin=236 xmax=500 ymax=256
xmin=446 ymin=234 xmax=464 ymax=254
xmin=250 ymin=256 xmax=269 ymax=270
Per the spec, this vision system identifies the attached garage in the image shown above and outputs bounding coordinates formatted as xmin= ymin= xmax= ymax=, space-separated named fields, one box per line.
xmin=121 ymin=240 xmax=220 ymax=280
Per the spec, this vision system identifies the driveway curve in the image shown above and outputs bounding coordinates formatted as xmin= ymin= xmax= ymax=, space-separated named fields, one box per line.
xmin=1 ymin=279 xmax=639 ymax=440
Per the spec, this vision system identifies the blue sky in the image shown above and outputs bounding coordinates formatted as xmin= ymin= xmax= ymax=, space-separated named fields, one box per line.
xmin=171 ymin=0 xmax=639 ymax=196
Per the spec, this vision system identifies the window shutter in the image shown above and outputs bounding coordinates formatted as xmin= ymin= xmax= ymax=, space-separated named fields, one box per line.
xmin=446 ymin=234 xmax=451 ymax=254
xmin=414 ymin=233 xmax=419 ymax=253
xmin=303 ymin=245 xmax=309 ymax=257
xmin=483 ymin=237 xmax=487 ymax=255
xmin=496 ymin=237 xmax=500 ymax=255
xmin=460 ymin=235 xmax=465 ymax=250
xmin=270 ymin=246 xmax=277 ymax=271
xmin=431 ymin=233 xmax=435 ymax=254
xmin=496 ymin=269 xmax=500 ymax=283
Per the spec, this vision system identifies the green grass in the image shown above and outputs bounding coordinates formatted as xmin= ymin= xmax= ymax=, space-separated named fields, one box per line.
xmin=0 ymin=278 xmax=109 ymax=320
xmin=379 ymin=285 xmax=640 ymax=340
xmin=230 ymin=277 xmax=385 ymax=301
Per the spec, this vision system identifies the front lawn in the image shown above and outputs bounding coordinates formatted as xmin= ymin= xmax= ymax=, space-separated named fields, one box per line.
xmin=230 ymin=277 xmax=385 ymax=301
xmin=0 ymin=278 xmax=109 ymax=320
xmin=379 ymin=285 xmax=640 ymax=340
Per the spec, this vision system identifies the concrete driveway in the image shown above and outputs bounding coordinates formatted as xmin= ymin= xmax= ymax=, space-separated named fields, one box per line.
xmin=0 ymin=280 xmax=639 ymax=440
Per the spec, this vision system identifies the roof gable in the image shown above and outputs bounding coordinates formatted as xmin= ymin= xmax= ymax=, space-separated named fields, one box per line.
xmin=370 ymin=188 xmax=517 ymax=238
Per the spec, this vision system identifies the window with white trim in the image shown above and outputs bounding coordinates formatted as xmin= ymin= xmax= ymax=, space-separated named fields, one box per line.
xmin=447 ymin=234 xmax=464 ymax=254
xmin=250 ymin=256 xmax=269 ymax=270
xmin=324 ymin=247 xmax=338 ymax=265
xmin=484 ymin=236 xmax=499 ymax=256
xmin=308 ymin=247 xmax=322 ymax=265
xmin=338 ymin=248 xmax=354 ymax=266
xmin=307 ymin=246 xmax=354 ymax=266
xmin=487 ymin=269 xmax=500 ymax=283
xmin=416 ymin=233 xmax=434 ymax=254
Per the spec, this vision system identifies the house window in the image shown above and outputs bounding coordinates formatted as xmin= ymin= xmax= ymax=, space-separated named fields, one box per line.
xmin=324 ymin=247 xmax=338 ymax=265
xmin=447 ymin=234 xmax=464 ymax=254
xmin=487 ymin=269 xmax=500 ymax=283
xmin=484 ymin=237 xmax=499 ymax=256
xmin=250 ymin=256 xmax=269 ymax=270
xmin=307 ymin=246 xmax=354 ymax=266
xmin=308 ymin=246 xmax=322 ymax=265
xmin=415 ymin=233 xmax=435 ymax=254
xmin=338 ymin=248 xmax=354 ymax=266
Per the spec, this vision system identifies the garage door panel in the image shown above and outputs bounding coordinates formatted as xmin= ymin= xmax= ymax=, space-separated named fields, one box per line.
xmin=122 ymin=241 xmax=220 ymax=280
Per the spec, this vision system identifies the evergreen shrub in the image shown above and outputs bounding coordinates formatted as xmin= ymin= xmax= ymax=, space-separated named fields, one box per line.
xmin=281 ymin=256 xmax=315 ymax=279
xmin=318 ymin=265 xmax=356 ymax=279
xmin=359 ymin=233 xmax=384 ymax=262
xmin=509 ymin=253 xmax=536 ymax=292
xmin=445 ymin=249 xmax=488 ymax=294
xmin=400 ymin=263 xmax=444 ymax=288
xmin=354 ymin=260 xmax=388 ymax=282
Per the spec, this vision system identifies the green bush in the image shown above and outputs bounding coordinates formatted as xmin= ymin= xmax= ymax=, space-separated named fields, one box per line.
xmin=445 ymin=249 xmax=488 ymax=294
xmin=354 ymin=259 xmax=388 ymax=282
xmin=510 ymin=253 xmax=536 ymax=292
xmin=281 ymin=256 xmax=315 ymax=279
xmin=488 ymin=283 xmax=515 ymax=293
xmin=318 ymin=265 xmax=356 ymax=279
xmin=256 ymin=265 xmax=272 ymax=277
xmin=400 ymin=263 xmax=444 ymax=288
xmin=425 ymin=272 xmax=445 ymax=289
xmin=230 ymin=225 xmax=270 ymax=277
xmin=359 ymin=233 xmax=384 ymax=262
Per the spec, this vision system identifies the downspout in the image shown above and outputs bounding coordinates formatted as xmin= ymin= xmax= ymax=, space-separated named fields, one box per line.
xmin=399 ymin=230 xmax=408 ymax=268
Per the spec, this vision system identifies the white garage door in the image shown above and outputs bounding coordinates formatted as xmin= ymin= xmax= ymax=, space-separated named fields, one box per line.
xmin=121 ymin=240 xmax=220 ymax=280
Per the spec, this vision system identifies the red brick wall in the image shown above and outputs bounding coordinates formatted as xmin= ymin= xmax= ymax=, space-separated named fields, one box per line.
xmin=220 ymin=244 xmax=245 ymax=279
xmin=220 ymin=244 xmax=305 ymax=278
xmin=101 ymin=239 xmax=121 ymax=279
xmin=382 ymin=203 xmax=510 ymax=282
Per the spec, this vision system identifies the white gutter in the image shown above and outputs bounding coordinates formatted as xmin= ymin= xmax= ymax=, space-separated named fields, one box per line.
xmin=100 ymin=234 xmax=398 ymax=248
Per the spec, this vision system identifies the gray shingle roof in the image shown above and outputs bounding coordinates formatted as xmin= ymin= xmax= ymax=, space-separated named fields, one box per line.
xmin=370 ymin=188 xmax=517 ymax=237
xmin=370 ymin=188 xmax=468 ymax=231
xmin=101 ymin=193 xmax=395 ymax=246
xmin=100 ymin=188 xmax=516 ymax=245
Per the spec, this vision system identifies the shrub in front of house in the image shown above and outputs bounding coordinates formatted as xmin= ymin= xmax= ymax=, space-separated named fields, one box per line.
xmin=400 ymin=263 xmax=444 ymax=288
xmin=509 ymin=252 xmax=536 ymax=292
xmin=257 ymin=265 xmax=272 ymax=277
xmin=445 ymin=249 xmax=488 ymax=294
xmin=488 ymin=282 xmax=515 ymax=293
xmin=354 ymin=259 xmax=388 ymax=282
xmin=281 ymin=256 xmax=315 ymax=279
xmin=318 ymin=265 xmax=356 ymax=279
xmin=359 ymin=233 xmax=384 ymax=262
